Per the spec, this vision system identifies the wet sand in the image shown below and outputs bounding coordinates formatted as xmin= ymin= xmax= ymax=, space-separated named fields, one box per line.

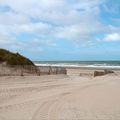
xmin=0 ymin=69 xmax=120 ymax=120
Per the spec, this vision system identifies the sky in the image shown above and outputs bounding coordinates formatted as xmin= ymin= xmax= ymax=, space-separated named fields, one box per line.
xmin=0 ymin=0 xmax=120 ymax=61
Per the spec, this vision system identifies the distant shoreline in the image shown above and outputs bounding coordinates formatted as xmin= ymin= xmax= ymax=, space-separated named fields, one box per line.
xmin=35 ymin=63 xmax=120 ymax=70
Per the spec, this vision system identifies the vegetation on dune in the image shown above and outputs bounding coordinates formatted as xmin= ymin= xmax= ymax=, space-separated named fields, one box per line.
xmin=0 ymin=48 xmax=34 ymax=65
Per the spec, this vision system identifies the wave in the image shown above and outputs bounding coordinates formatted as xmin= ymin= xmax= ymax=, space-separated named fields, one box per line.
xmin=35 ymin=63 xmax=120 ymax=69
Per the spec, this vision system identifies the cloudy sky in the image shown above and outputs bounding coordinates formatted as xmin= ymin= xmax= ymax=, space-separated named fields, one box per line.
xmin=0 ymin=0 xmax=120 ymax=61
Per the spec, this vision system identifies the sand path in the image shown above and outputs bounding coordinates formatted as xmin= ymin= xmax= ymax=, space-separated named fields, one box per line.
xmin=0 ymin=73 xmax=120 ymax=120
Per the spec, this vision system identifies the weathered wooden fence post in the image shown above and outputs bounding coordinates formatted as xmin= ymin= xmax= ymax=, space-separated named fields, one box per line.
xmin=49 ymin=66 xmax=52 ymax=75
xmin=21 ymin=66 xmax=24 ymax=76
xmin=56 ymin=67 xmax=58 ymax=74
xmin=39 ymin=69 xmax=40 ymax=76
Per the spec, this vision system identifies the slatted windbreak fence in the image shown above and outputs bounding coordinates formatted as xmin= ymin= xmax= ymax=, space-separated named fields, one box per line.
xmin=0 ymin=65 xmax=67 ymax=76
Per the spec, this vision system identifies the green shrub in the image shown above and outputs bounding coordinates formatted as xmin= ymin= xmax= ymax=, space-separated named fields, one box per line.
xmin=0 ymin=49 xmax=34 ymax=66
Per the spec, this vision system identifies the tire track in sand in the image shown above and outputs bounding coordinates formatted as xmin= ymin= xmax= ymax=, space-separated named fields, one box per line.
xmin=32 ymin=92 xmax=71 ymax=120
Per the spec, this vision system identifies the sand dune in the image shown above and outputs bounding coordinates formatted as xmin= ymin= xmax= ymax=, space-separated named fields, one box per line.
xmin=0 ymin=69 xmax=120 ymax=120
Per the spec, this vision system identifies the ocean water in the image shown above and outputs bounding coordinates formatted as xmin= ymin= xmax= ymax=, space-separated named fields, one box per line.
xmin=34 ymin=61 xmax=120 ymax=69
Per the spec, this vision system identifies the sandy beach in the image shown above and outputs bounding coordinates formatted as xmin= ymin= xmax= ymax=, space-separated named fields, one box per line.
xmin=0 ymin=68 xmax=120 ymax=120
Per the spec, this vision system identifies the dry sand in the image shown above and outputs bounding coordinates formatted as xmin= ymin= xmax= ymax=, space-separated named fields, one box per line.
xmin=0 ymin=69 xmax=120 ymax=120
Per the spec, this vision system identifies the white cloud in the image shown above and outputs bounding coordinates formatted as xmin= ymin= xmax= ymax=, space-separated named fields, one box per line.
xmin=0 ymin=12 xmax=30 ymax=25
xmin=15 ymin=23 xmax=51 ymax=34
xmin=0 ymin=0 xmax=106 ymax=26
xmin=55 ymin=20 xmax=109 ymax=43
xmin=103 ymin=33 xmax=120 ymax=41
xmin=0 ymin=0 xmax=119 ymax=52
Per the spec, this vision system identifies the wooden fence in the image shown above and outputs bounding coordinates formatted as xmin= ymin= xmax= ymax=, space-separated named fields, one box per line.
xmin=0 ymin=65 xmax=67 ymax=76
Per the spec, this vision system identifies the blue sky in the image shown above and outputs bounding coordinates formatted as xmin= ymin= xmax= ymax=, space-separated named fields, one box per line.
xmin=0 ymin=0 xmax=120 ymax=61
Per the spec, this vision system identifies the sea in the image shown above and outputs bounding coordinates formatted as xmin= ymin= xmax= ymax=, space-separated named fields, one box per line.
xmin=34 ymin=61 xmax=120 ymax=70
